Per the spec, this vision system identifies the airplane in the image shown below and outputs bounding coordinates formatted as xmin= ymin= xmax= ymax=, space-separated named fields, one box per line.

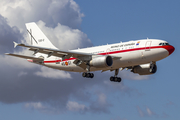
xmin=6 ymin=22 xmax=175 ymax=82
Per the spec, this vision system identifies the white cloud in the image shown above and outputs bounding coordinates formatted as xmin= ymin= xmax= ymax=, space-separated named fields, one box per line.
xmin=146 ymin=107 xmax=153 ymax=116
xmin=0 ymin=0 xmax=92 ymax=50
xmin=35 ymin=66 xmax=72 ymax=79
xmin=120 ymin=70 xmax=150 ymax=80
xmin=66 ymin=93 xmax=111 ymax=113
xmin=36 ymin=20 xmax=92 ymax=50
xmin=98 ymin=93 xmax=107 ymax=105
xmin=25 ymin=102 xmax=45 ymax=110
xmin=137 ymin=106 xmax=158 ymax=117
xmin=137 ymin=106 xmax=146 ymax=117
xmin=0 ymin=51 xmax=37 ymax=69
xmin=0 ymin=0 xmax=84 ymax=30
xmin=66 ymin=101 xmax=87 ymax=112
xmin=24 ymin=102 xmax=62 ymax=114
xmin=18 ymin=71 xmax=27 ymax=77
xmin=87 ymin=92 xmax=112 ymax=113
xmin=146 ymin=106 xmax=158 ymax=117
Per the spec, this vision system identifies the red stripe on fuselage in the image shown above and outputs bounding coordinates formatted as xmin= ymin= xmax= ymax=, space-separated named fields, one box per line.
xmin=43 ymin=45 xmax=172 ymax=63
xmin=98 ymin=45 xmax=171 ymax=55
xmin=44 ymin=57 xmax=76 ymax=63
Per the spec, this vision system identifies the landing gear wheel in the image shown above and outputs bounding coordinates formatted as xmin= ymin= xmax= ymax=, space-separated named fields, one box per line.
xmin=90 ymin=73 xmax=94 ymax=78
xmin=87 ymin=73 xmax=91 ymax=78
xmin=82 ymin=72 xmax=94 ymax=78
xmin=110 ymin=76 xmax=122 ymax=82
xmin=114 ymin=77 xmax=118 ymax=81
xmin=117 ymin=77 xmax=121 ymax=82
xmin=110 ymin=76 xmax=114 ymax=81
xmin=82 ymin=72 xmax=87 ymax=77
xmin=110 ymin=69 xmax=122 ymax=82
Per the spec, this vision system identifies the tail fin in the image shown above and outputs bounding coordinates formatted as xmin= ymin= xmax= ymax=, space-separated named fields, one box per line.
xmin=25 ymin=22 xmax=57 ymax=49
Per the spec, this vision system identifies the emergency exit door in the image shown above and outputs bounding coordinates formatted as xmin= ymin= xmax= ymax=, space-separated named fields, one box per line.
xmin=145 ymin=41 xmax=152 ymax=51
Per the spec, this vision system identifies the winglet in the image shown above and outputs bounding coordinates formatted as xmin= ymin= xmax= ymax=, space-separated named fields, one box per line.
xmin=13 ymin=41 xmax=18 ymax=48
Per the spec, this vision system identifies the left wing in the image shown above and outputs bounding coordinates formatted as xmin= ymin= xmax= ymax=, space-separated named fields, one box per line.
xmin=5 ymin=53 xmax=44 ymax=62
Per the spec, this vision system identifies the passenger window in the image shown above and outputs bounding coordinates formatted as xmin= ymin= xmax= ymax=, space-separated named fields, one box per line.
xmin=159 ymin=43 xmax=162 ymax=45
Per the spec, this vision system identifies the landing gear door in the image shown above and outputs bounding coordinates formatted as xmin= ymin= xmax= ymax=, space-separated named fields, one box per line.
xmin=145 ymin=41 xmax=152 ymax=51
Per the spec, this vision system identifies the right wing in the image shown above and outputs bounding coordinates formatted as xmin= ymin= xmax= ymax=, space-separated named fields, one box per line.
xmin=13 ymin=42 xmax=92 ymax=60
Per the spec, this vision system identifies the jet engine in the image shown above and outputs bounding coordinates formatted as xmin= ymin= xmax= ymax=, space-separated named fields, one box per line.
xmin=90 ymin=56 xmax=113 ymax=68
xmin=131 ymin=63 xmax=157 ymax=75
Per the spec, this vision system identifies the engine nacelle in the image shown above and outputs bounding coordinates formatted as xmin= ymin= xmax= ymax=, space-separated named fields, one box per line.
xmin=131 ymin=63 xmax=157 ymax=75
xmin=90 ymin=56 xmax=113 ymax=68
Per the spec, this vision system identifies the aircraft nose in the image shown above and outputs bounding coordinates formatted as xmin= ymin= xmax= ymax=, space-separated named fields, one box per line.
xmin=166 ymin=45 xmax=175 ymax=55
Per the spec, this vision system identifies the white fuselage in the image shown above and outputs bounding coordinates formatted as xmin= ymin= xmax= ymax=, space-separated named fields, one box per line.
xmin=40 ymin=39 xmax=172 ymax=72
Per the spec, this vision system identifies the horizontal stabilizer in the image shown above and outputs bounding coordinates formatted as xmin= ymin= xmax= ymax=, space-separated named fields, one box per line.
xmin=13 ymin=41 xmax=18 ymax=48
xmin=5 ymin=53 xmax=44 ymax=61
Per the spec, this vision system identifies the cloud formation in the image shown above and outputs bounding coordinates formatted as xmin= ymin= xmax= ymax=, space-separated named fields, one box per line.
xmin=35 ymin=66 xmax=72 ymax=79
xmin=66 ymin=101 xmax=87 ymax=112
xmin=0 ymin=0 xmax=149 ymax=115
xmin=36 ymin=20 xmax=92 ymax=50
xmin=0 ymin=0 xmax=84 ymax=29
xmin=136 ymin=106 xmax=168 ymax=118
xmin=0 ymin=14 xmax=23 ymax=54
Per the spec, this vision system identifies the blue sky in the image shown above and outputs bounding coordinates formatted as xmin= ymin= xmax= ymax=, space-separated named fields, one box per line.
xmin=0 ymin=0 xmax=179 ymax=120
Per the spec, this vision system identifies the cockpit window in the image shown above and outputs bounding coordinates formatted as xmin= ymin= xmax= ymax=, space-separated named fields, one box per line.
xmin=159 ymin=42 xmax=170 ymax=46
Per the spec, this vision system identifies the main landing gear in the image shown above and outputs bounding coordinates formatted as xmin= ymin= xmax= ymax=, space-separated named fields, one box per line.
xmin=82 ymin=64 xmax=94 ymax=78
xmin=82 ymin=72 xmax=94 ymax=78
xmin=110 ymin=69 xmax=122 ymax=82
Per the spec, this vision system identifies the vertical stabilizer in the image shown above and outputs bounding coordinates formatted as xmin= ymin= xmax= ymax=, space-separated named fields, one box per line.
xmin=25 ymin=22 xmax=57 ymax=49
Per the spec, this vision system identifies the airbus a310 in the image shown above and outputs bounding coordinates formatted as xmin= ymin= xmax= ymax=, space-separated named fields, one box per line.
xmin=6 ymin=22 xmax=175 ymax=82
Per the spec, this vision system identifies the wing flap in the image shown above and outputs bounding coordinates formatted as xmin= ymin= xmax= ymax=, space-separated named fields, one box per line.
xmin=28 ymin=48 xmax=67 ymax=58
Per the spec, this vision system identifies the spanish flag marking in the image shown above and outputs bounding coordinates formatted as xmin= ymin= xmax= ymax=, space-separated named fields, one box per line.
xmin=136 ymin=41 xmax=140 ymax=45
xmin=65 ymin=61 xmax=68 ymax=66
